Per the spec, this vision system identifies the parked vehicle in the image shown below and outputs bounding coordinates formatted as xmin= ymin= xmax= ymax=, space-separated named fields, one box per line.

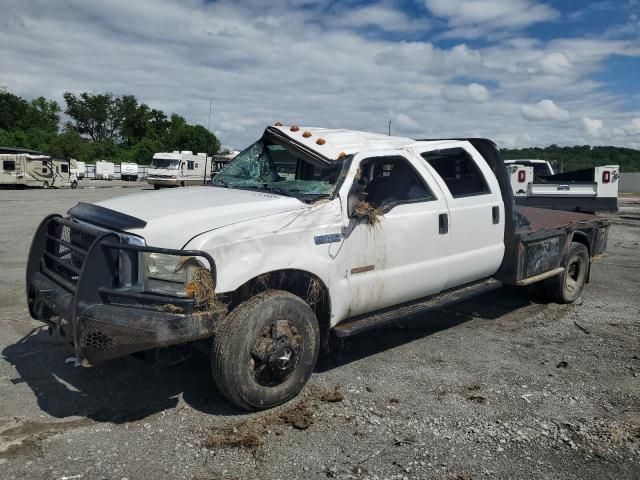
xmin=147 ymin=151 xmax=210 ymax=189
xmin=72 ymin=160 xmax=86 ymax=179
xmin=26 ymin=126 xmax=610 ymax=411
xmin=120 ymin=162 xmax=139 ymax=181
xmin=1 ymin=150 xmax=77 ymax=189
xmin=95 ymin=161 xmax=115 ymax=180
xmin=508 ymin=163 xmax=619 ymax=212
xmin=504 ymin=159 xmax=554 ymax=178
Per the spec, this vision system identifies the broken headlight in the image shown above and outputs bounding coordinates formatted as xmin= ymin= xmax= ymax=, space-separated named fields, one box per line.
xmin=143 ymin=253 xmax=215 ymax=306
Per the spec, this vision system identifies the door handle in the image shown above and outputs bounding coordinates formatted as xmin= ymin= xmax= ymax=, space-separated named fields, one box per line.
xmin=492 ymin=206 xmax=500 ymax=224
xmin=439 ymin=213 xmax=448 ymax=234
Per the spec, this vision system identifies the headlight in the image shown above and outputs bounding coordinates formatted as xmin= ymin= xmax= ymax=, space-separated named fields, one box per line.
xmin=144 ymin=253 xmax=215 ymax=306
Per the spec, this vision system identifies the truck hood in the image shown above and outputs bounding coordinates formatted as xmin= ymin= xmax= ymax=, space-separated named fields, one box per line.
xmin=91 ymin=186 xmax=304 ymax=248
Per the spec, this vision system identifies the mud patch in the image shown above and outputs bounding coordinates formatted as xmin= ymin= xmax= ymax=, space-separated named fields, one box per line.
xmin=204 ymin=385 xmax=344 ymax=451
xmin=0 ymin=418 xmax=92 ymax=461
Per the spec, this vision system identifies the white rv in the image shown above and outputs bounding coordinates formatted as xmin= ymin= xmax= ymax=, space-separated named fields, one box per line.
xmin=120 ymin=162 xmax=139 ymax=181
xmin=95 ymin=160 xmax=115 ymax=180
xmin=73 ymin=161 xmax=86 ymax=179
xmin=147 ymin=151 xmax=211 ymax=189
xmin=0 ymin=153 xmax=77 ymax=189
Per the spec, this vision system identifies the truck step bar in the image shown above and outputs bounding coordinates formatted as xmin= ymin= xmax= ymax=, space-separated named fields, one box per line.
xmin=334 ymin=278 xmax=502 ymax=337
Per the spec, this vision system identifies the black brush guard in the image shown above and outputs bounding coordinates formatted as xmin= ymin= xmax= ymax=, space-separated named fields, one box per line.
xmin=26 ymin=214 xmax=225 ymax=363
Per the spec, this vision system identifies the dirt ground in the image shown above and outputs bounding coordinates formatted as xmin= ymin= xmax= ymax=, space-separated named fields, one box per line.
xmin=0 ymin=187 xmax=638 ymax=480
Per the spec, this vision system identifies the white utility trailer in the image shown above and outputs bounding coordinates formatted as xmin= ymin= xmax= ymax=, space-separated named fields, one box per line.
xmin=95 ymin=161 xmax=115 ymax=180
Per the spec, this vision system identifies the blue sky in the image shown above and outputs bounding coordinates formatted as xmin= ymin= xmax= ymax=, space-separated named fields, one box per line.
xmin=0 ymin=0 xmax=638 ymax=148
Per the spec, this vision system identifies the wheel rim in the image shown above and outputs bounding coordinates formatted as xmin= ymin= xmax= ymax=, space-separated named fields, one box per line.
xmin=565 ymin=254 xmax=585 ymax=294
xmin=250 ymin=317 xmax=303 ymax=387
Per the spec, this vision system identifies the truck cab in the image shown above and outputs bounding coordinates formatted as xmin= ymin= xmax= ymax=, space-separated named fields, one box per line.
xmin=25 ymin=125 xmax=610 ymax=411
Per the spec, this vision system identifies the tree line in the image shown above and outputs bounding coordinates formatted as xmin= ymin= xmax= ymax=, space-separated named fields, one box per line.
xmin=502 ymin=145 xmax=640 ymax=173
xmin=0 ymin=89 xmax=220 ymax=164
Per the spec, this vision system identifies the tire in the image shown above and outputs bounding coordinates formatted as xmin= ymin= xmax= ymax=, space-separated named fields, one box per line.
xmin=180 ymin=181 xmax=186 ymax=187
xmin=71 ymin=181 xmax=78 ymax=189
xmin=212 ymin=290 xmax=320 ymax=411
xmin=42 ymin=181 xmax=49 ymax=189
xmin=543 ymin=242 xmax=589 ymax=303
xmin=153 ymin=184 xmax=161 ymax=190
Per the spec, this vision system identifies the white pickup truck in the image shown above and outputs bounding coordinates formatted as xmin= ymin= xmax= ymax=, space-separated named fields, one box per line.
xmin=26 ymin=126 xmax=610 ymax=410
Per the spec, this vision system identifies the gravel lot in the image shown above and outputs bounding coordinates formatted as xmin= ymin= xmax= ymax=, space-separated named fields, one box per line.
xmin=0 ymin=187 xmax=638 ymax=480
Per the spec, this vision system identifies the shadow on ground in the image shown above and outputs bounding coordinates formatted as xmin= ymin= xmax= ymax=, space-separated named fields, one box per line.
xmin=2 ymin=287 xmax=536 ymax=423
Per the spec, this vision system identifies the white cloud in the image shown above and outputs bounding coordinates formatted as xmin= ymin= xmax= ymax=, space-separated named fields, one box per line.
xmin=621 ymin=118 xmax=640 ymax=136
xmin=443 ymin=83 xmax=491 ymax=103
xmin=582 ymin=117 xmax=604 ymax=137
xmin=424 ymin=0 xmax=559 ymax=38
xmin=0 ymin=0 xmax=637 ymax=149
xmin=521 ymin=99 xmax=570 ymax=121
xmin=329 ymin=4 xmax=427 ymax=33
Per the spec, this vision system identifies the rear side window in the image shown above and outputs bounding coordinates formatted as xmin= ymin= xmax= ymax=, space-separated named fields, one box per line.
xmin=3 ymin=160 xmax=15 ymax=171
xmin=187 ymin=161 xmax=195 ymax=170
xmin=61 ymin=164 xmax=69 ymax=173
xmin=421 ymin=148 xmax=490 ymax=198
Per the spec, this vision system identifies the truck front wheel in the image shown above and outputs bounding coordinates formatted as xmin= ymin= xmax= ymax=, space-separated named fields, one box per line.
xmin=212 ymin=290 xmax=320 ymax=410
xmin=544 ymin=242 xmax=589 ymax=303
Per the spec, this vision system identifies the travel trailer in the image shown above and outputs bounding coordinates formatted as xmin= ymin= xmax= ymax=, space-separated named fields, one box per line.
xmin=147 ymin=151 xmax=211 ymax=189
xmin=72 ymin=161 xmax=86 ymax=179
xmin=95 ymin=160 xmax=115 ymax=180
xmin=120 ymin=162 xmax=139 ymax=181
xmin=0 ymin=150 xmax=77 ymax=188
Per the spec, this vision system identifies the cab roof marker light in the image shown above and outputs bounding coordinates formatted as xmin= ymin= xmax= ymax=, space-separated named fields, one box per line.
xmin=290 ymin=126 xmax=299 ymax=132
xmin=302 ymin=131 xmax=312 ymax=138
xmin=316 ymin=138 xmax=326 ymax=145
xmin=274 ymin=121 xmax=283 ymax=126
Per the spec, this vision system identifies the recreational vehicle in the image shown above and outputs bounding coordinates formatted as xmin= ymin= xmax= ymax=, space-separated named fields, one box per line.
xmin=0 ymin=151 xmax=77 ymax=189
xmin=147 ymin=151 xmax=211 ymax=189
xmin=95 ymin=160 xmax=115 ymax=180
xmin=120 ymin=162 xmax=139 ymax=181
xmin=72 ymin=160 xmax=86 ymax=179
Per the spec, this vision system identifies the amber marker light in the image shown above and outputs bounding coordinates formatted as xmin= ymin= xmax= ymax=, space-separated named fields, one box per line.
xmin=290 ymin=126 xmax=299 ymax=132
xmin=316 ymin=138 xmax=326 ymax=145
xmin=302 ymin=131 xmax=312 ymax=138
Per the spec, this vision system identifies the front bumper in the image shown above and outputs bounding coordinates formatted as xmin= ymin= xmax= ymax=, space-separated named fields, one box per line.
xmin=147 ymin=177 xmax=180 ymax=186
xmin=26 ymin=214 xmax=226 ymax=363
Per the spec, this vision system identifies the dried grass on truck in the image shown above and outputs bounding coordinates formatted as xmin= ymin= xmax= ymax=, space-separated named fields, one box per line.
xmin=353 ymin=200 xmax=383 ymax=226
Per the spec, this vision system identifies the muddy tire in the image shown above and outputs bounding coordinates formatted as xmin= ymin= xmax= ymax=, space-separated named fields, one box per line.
xmin=212 ymin=290 xmax=320 ymax=411
xmin=543 ymin=242 xmax=589 ymax=303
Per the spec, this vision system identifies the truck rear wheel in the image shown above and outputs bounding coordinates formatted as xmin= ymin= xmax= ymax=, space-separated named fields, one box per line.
xmin=212 ymin=290 xmax=320 ymax=411
xmin=544 ymin=242 xmax=589 ymax=303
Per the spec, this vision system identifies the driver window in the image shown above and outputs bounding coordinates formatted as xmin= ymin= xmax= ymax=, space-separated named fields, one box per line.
xmin=358 ymin=156 xmax=435 ymax=209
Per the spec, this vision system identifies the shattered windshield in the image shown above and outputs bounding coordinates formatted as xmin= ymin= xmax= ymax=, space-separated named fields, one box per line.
xmin=152 ymin=159 xmax=180 ymax=169
xmin=213 ymin=138 xmax=344 ymax=201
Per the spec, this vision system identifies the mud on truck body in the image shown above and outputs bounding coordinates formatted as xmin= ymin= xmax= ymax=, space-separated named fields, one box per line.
xmin=26 ymin=125 xmax=610 ymax=410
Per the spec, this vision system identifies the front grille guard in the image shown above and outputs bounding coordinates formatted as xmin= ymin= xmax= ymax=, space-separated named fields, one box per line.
xmin=26 ymin=214 xmax=216 ymax=358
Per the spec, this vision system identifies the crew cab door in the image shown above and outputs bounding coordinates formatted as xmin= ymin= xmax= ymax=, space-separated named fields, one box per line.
xmin=337 ymin=151 xmax=451 ymax=317
xmin=411 ymin=142 xmax=505 ymax=289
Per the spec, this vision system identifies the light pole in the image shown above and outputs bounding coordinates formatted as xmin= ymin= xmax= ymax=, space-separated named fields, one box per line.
xmin=204 ymin=99 xmax=213 ymax=184
xmin=388 ymin=119 xmax=392 ymax=136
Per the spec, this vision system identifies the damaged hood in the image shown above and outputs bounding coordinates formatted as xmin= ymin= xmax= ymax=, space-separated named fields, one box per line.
xmin=87 ymin=186 xmax=304 ymax=248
